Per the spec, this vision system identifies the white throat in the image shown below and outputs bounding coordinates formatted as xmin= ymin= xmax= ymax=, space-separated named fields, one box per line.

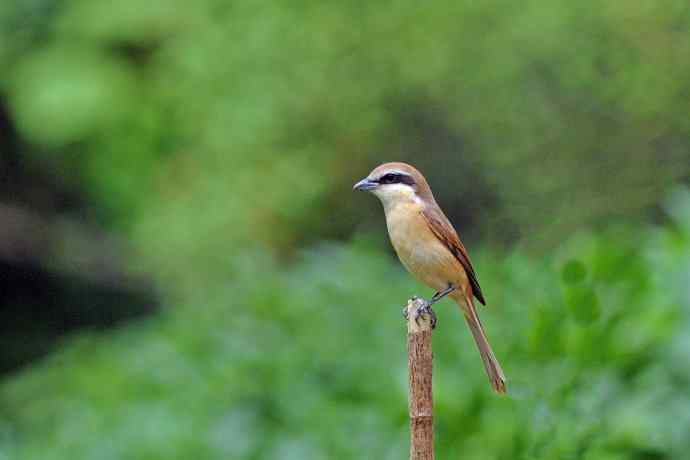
xmin=372 ymin=184 xmax=421 ymax=214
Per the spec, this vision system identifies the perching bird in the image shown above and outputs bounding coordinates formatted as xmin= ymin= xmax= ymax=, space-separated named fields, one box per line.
xmin=353 ymin=162 xmax=506 ymax=393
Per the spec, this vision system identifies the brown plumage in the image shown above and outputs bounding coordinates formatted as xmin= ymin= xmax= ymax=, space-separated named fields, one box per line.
xmin=421 ymin=208 xmax=486 ymax=305
xmin=354 ymin=162 xmax=506 ymax=393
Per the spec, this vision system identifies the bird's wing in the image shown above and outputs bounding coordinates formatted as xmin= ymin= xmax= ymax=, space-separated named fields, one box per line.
xmin=421 ymin=206 xmax=486 ymax=305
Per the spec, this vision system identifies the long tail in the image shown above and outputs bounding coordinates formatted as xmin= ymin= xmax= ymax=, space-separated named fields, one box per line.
xmin=458 ymin=296 xmax=507 ymax=394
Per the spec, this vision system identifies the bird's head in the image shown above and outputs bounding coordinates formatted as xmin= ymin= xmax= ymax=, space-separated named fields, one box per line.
xmin=353 ymin=162 xmax=433 ymax=209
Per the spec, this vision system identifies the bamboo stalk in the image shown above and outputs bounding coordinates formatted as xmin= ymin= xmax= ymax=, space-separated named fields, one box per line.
xmin=405 ymin=297 xmax=434 ymax=460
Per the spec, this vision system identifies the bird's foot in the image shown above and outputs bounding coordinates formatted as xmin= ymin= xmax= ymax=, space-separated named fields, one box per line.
xmin=414 ymin=300 xmax=437 ymax=329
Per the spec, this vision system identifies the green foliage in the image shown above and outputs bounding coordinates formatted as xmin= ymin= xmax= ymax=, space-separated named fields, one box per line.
xmin=1 ymin=217 xmax=689 ymax=459
xmin=561 ymin=260 xmax=587 ymax=285
xmin=561 ymin=260 xmax=600 ymax=324
xmin=2 ymin=0 xmax=690 ymax=245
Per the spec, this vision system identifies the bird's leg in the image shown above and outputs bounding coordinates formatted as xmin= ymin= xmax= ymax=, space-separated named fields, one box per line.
xmin=429 ymin=284 xmax=456 ymax=306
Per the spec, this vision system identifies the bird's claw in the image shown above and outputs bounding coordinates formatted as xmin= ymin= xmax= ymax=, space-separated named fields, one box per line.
xmin=414 ymin=301 xmax=437 ymax=329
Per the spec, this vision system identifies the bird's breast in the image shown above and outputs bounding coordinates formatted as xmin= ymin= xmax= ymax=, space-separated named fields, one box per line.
xmin=384 ymin=203 xmax=465 ymax=292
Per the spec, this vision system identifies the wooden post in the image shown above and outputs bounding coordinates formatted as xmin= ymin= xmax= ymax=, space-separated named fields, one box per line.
xmin=405 ymin=297 xmax=434 ymax=460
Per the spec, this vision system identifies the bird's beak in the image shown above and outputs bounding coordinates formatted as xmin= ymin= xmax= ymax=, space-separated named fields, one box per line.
xmin=353 ymin=178 xmax=378 ymax=191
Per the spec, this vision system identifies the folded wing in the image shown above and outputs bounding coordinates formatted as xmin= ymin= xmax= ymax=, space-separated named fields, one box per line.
xmin=421 ymin=207 xmax=486 ymax=305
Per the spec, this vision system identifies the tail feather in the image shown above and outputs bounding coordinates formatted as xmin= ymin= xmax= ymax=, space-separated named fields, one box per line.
xmin=460 ymin=297 xmax=507 ymax=394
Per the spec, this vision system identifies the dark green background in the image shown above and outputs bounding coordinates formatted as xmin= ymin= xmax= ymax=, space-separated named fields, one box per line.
xmin=1 ymin=1 xmax=690 ymax=459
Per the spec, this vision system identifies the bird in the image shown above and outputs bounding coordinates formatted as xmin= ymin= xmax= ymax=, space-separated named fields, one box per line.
xmin=353 ymin=162 xmax=506 ymax=393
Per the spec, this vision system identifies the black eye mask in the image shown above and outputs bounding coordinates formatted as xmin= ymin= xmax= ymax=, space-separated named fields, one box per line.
xmin=378 ymin=173 xmax=415 ymax=186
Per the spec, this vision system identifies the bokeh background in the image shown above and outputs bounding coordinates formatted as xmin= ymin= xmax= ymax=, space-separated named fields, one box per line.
xmin=2 ymin=1 xmax=690 ymax=459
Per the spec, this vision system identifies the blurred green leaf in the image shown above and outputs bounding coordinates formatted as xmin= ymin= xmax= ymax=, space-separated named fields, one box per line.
xmin=9 ymin=44 xmax=135 ymax=147
xmin=564 ymin=285 xmax=600 ymax=324
xmin=562 ymin=260 xmax=588 ymax=285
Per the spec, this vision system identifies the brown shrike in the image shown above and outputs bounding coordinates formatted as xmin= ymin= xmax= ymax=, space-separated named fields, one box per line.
xmin=354 ymin=162 xmax=506 ymax=393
